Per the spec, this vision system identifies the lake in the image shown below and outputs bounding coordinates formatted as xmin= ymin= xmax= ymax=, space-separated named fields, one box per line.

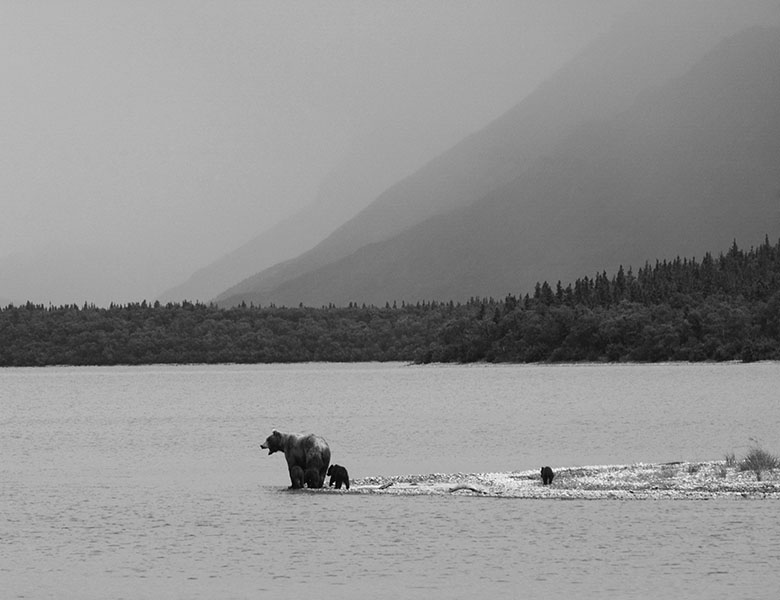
xmin=2 ymin=362 xmax=779 ymax=598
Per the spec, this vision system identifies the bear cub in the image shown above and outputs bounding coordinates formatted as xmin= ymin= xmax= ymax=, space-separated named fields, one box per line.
xmin=327 ymin=464 xmax=350 ymax=490
xmin=541 ymin=466 xmax=555 ymax=485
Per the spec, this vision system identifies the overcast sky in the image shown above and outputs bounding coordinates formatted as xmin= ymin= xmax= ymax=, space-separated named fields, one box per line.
xmin=1 ymin=1 xmax=634 ymax=303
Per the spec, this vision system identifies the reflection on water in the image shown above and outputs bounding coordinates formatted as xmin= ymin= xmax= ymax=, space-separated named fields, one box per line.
xmin=2 ymin=363 xmax=779 ymax=598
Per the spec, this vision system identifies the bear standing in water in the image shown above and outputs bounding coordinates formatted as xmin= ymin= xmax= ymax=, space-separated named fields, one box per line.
xmin=327 ymin=464 xmax=350 ymax=490
xmin=261 ymin=430 xmax=331 ymax=489
xmin=541 ymin=466 xmax=555 ymax=485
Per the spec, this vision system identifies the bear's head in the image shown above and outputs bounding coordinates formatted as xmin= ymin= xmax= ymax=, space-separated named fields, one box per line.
xmin=327 ymin=464 xmax=334 ymax=476
xmin=261 ymin=430 xmax=284 ymax=455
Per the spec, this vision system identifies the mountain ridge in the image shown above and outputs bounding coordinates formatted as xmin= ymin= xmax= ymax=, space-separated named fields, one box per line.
xmin=219 ymin=25 xmax=780 ymax=307
xmin=217 ymin=0 xmax=780 ymax=307
xmin=155 ymin=119 xmax=464 ymax=303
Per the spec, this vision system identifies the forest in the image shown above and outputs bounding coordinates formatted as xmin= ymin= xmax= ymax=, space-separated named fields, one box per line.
xmin=2 ymin=237 xmax=780 ymax=366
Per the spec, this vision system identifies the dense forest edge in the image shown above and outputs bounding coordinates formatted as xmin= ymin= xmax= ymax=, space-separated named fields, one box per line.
xmin=2 ymin=237 xmax=780 ymax=366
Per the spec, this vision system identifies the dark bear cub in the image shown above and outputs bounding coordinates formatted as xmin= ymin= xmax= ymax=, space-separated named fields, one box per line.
xmin=541 ymin=466 xmax=555 ymax=485
xmin=327 ymin=464 xmax=350 ymax=490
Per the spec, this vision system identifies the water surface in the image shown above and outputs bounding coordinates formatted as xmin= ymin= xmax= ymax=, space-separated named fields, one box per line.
xmin=3 ymin=363 xmax=779 ymax=598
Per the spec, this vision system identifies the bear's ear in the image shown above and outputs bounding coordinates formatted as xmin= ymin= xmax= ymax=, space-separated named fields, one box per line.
xmin=272 ymin=429 xmax=280 ymax=435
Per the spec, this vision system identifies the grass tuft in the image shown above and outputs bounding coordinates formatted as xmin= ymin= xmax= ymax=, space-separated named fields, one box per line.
xmin=739 ymin=446 xmax=780 ymax=482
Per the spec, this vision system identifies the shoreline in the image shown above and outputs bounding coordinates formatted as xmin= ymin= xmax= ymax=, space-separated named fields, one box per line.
xmin=344 ymin=461 xmax=780 ymax=499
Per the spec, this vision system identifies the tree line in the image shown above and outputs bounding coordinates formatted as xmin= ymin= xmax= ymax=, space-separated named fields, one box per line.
xmin=2 ymin=237 xmax=779 ymax=366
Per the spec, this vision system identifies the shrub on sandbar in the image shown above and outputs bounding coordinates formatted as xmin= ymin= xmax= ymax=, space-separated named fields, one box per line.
xmin=739 ymin=446 xmax=780 ymax=481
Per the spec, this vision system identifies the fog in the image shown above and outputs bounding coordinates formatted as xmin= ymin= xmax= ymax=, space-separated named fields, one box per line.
xmin=1 ymin=1 xmax=634 ymax=306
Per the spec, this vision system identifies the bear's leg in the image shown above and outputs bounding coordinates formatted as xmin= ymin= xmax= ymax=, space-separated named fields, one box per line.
xmin=289 ymin=465 xmax=304 ymax=489
xmin=304 ymin=467 xmax=321 ymax=488
xmin=319 ymin=464 xmax=329 ymax=489
xmin=340 ymin=467 xmax=350 ymax=489
xmin=304 ymin=454 xmax=325 ymax=488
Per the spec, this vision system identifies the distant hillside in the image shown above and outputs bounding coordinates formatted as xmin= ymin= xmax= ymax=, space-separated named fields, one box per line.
xmin=217 ymin=0 xmax=780 ymax=308
xmin=156 ymin=120 xmax=460 ymax=303
xmin=221 ymin=26 xmax=780 ymax=307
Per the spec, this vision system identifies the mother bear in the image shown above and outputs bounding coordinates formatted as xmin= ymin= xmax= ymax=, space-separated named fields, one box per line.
xmin=260 ymin=430 xmax=331 ymax=489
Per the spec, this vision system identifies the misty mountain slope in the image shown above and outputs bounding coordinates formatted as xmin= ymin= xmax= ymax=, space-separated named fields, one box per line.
xmin=155 ymin=171 xmax=361 ymax=304
xmin=220 ymin=26 xmax=780 ymax=307
xmin=216 ymin=0 xmax=780 ymax=307
xmin=155 ymin=121 xmax=458 ymax=303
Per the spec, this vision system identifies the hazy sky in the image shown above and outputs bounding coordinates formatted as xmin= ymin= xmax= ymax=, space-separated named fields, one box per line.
xmin=1 ymin=0 xmax=633 ymax=303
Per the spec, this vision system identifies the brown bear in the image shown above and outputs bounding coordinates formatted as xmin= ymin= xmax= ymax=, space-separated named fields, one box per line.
xmin=541 ymin=466 xmax=554 ymax=485
xmin=261 ymin=430 xmax=331 ymax=489
xmin=327 ymin=464 xmax=350 ymax=490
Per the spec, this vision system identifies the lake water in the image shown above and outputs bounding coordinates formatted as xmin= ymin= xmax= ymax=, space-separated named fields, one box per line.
xmin=2 ymin=362 xmax=779 ymax=598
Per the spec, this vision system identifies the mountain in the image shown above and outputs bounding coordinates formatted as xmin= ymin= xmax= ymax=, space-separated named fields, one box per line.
xmin=155 ymin=169 xmax=363 ymax=304
xmin=219 ymin=25 xmax=780 ymax=307
xmin=156 ymin=118 xmax=466 ymax=303
xmin=217 ymin=0 xmax=780 ymax=307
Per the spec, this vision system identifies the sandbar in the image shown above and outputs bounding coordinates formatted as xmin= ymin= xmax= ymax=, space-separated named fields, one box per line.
xmin=345 ymin=461 xmax=780 ymax=499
